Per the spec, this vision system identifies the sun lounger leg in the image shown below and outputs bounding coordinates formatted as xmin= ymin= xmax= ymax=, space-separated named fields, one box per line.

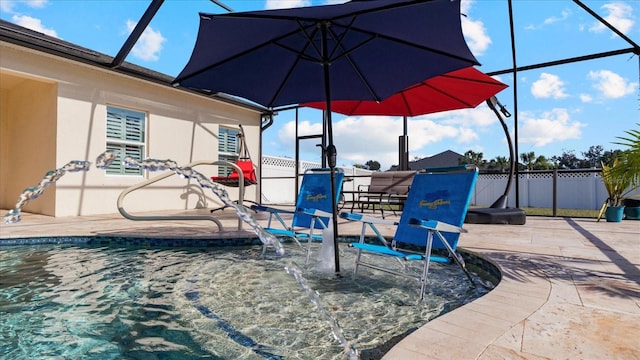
xmin=353 ymin=223 xmax=369 ymax=277
xmin=434 ymin=231 xmax=475 ymax=287
xmin=418 ymin=231 xmax=435 ymax=302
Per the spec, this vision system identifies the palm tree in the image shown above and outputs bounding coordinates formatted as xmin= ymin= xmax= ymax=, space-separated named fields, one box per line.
xmin=462 ymin=150 xmax=485 ymax=168
xmin=494 ymin=156 xmax=509 ymax=172
xmin=597 ymin=124 xmax=640 ymax=221
xmin=533 ymin=155 xmax=554 ymax=170
xmin=520 ymin=151 xmax=536 ymax=170
xmin=612 ymin=123 xmax=640 ymax=192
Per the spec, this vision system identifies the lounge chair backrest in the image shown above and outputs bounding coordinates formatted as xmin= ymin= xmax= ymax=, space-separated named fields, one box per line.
xmin=367 ymin=170 xmax=415 ymax=195
xmin=292 ymin=168 xmax=344 ymax=229
xmin=394 ymin=166 xmax=478 ymax=249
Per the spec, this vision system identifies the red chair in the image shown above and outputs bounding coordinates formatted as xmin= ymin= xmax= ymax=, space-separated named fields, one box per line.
xmin=210 ymin=125 xmax=258 ymax=211
xmin=210 ymin=159 xmax=257 ymax=187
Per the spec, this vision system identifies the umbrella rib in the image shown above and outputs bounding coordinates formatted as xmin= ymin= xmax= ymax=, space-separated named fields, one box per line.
xmin=206 ymin=0 xmax=477 ymax=66
xmin=325 ymin=15 xmax=358 ymax=61
xmin=441 ymin=73 xmax=505 ymax=86
xmin=273 ymin=19 xmax=323 ymax=63
xmin=331 ymin=22 xmax=480 ymax=66
xmin=174 ymin=24 xmax=316 ymax=85
xmin=400 ymin=92 xmax=413 ymax=117
xmin=433 ymin=73 xmax=507 ymax=106
xmin=418 ymin=80 xmax=476 ymax=108
xmin=434 ymin=73 xmax=508 ymax=106
xmin=267 ymin=22 xmax=322 ymax=107
xmin=326 ymin=20 xmax=383 ymax=101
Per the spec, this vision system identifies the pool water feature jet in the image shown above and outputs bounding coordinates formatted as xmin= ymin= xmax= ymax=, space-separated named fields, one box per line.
xmin=285 ymin=261 xmax=359 ymax=359
xmin=3 ymin=160 xmax=91 ymax=224
xmin=3 ymin=151 xmax=283 ymax=256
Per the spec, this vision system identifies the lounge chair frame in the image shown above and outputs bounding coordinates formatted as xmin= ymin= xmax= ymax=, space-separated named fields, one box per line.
xmin=342 ymin=165 xmax=478 ymax=302
xmin=252 ymin=168 xmax=344 ymax=263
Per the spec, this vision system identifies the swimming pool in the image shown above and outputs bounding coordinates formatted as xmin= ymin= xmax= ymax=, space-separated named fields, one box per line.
xmin=0 ymin=240 xmax=496 ymax=359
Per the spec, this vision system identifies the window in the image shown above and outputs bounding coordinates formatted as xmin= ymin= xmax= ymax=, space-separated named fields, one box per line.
xmin=105 ymin=106 xmax=146 ymax=175
xmin=218 ymin=127 xmax=240 ymax=176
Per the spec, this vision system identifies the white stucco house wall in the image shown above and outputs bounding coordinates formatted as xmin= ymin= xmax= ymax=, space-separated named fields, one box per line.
xmin=0 ymin=20 xmax=270 ymax=218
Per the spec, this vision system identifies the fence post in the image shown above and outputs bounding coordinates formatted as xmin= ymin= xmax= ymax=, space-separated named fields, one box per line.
xmin=552 ymin=168 xmax=557 ymax=217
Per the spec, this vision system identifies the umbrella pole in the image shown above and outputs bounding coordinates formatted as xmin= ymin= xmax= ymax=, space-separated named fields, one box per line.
xmin=320 ymin=23 xmax=341 ymax=275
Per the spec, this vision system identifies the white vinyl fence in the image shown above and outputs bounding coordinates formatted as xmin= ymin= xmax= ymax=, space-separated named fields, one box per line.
xmin=260 ymin=155 xmax=371 ymax=204
xmin=471 ymin=170 xmax=634 ymax=210
xmin=260 ymin=156 xmax=640 ymax=210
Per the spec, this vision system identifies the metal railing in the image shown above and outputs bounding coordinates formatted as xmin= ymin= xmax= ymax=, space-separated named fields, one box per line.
xmin=117 ymin=160 xmax=245 ymax=231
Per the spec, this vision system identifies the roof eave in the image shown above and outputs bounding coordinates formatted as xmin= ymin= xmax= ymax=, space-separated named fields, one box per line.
xmin=0 ymin=19 xmax=271 ymax=114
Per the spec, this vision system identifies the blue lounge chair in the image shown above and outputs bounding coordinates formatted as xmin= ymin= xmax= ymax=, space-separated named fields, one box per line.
xmin=251 ymin=168 xmax=344 ymax=262
xmin=340 ymin=165 xmax=478 ymax=301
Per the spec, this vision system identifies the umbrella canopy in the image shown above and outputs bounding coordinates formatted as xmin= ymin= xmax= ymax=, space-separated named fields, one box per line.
xmin=301 ymin=67 xmax=508 ymax=117
xmin=302 ymin=66 xmax=507 ymax=171
xmin=173 ymin=0 xmax=479 ymax=273
xmin=173 ymin=0 xmax=479 ymax=108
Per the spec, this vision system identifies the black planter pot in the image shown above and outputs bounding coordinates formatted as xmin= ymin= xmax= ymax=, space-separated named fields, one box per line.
xmin=622 ymin=199 xmax=640 ymax=220
xmin=622 ymin=198 xmax=640 ymax=207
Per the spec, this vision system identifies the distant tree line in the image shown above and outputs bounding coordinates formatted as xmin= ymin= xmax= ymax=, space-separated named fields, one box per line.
xmin=354 ymin=160 xmax=381 ymax=171
xmin=356 ymin=145 xmax=623 ymax=172
xmin=459 ymin=145 xmax=623 ymax=171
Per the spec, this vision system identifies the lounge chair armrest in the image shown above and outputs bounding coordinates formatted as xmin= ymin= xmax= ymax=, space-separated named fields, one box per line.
xmin=251 ymin=204 xmax=295 ymax=214
xmin=299 ymin=208 xmax=333 ymax=218
xmin=340 ymin=211 xmax=398 ymax=225
xmin=408 ymin=218 xmax=467 ymax=233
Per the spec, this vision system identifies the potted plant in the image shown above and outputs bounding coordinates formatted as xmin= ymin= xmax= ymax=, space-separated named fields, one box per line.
xmin=598 ymin=124 xmax=640 ymax=222
xmin=613 ymin=124 xmax=640 ymax=220
xmin=598 ymin=158 xmax=632 ymax=222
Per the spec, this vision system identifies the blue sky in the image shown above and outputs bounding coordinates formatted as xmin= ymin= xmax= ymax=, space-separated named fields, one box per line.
xmin=2 ymin=0 xmax=638 ymax=170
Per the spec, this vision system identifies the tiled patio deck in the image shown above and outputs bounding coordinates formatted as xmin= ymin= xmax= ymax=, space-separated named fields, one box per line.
xmin=1 ymin=209 xmax=639 ymax=359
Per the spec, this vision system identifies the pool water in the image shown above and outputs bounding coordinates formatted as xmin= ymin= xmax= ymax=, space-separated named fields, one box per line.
xmin=0 ymin=243 xmax=492 ymax=359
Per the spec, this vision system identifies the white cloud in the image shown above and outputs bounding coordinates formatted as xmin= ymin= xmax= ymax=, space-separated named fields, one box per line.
xmin=531 ymin=73 xmax=568 ymax=99
xmin=126 ymin=20 xmax=166 ymax=62
xmin=462 ymin=17 xmax=491 ymax=56
xmin=460 ymin=0 xmax=491 ymax=56
xmin=460 ymin=0 xmax=472 ymax=14
xmin=525 ymin=8 xmax=572 ymax=30
xmin=519 ymin=108 xmax=584 ymax=147
xmin=276 ymin=119 xmax=323 ymax=156
xmin=588 ymin=69 xmax=637 ymax=99
xmin=427 ymin=106 xmax=497 ymax=128
xmin=1 ymin=0 xmax=48 ymax=13
xmin=265 ymin=0 xmax=312 ymax=10
xmin=589 ymin=2 xmax=635 ymax=35
xmin=0 ymin=0 xmax=15 ymax=12
xmin=24 ymin=0 xmax=48 ymax=8
xmin=322 ymin=0 xmax=348 ymax=5
xmin=11 ymin=14 xmax=58 ymax=37
xmin=276 ymin=105 xmax=502 ymax=169
xmin=544 ymin=9 xmax=571 ymax=25
xmin=579 ymin=93 xmax=593 ymax=103
xmin=279 ymin=119 xmax=323 ymax=140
